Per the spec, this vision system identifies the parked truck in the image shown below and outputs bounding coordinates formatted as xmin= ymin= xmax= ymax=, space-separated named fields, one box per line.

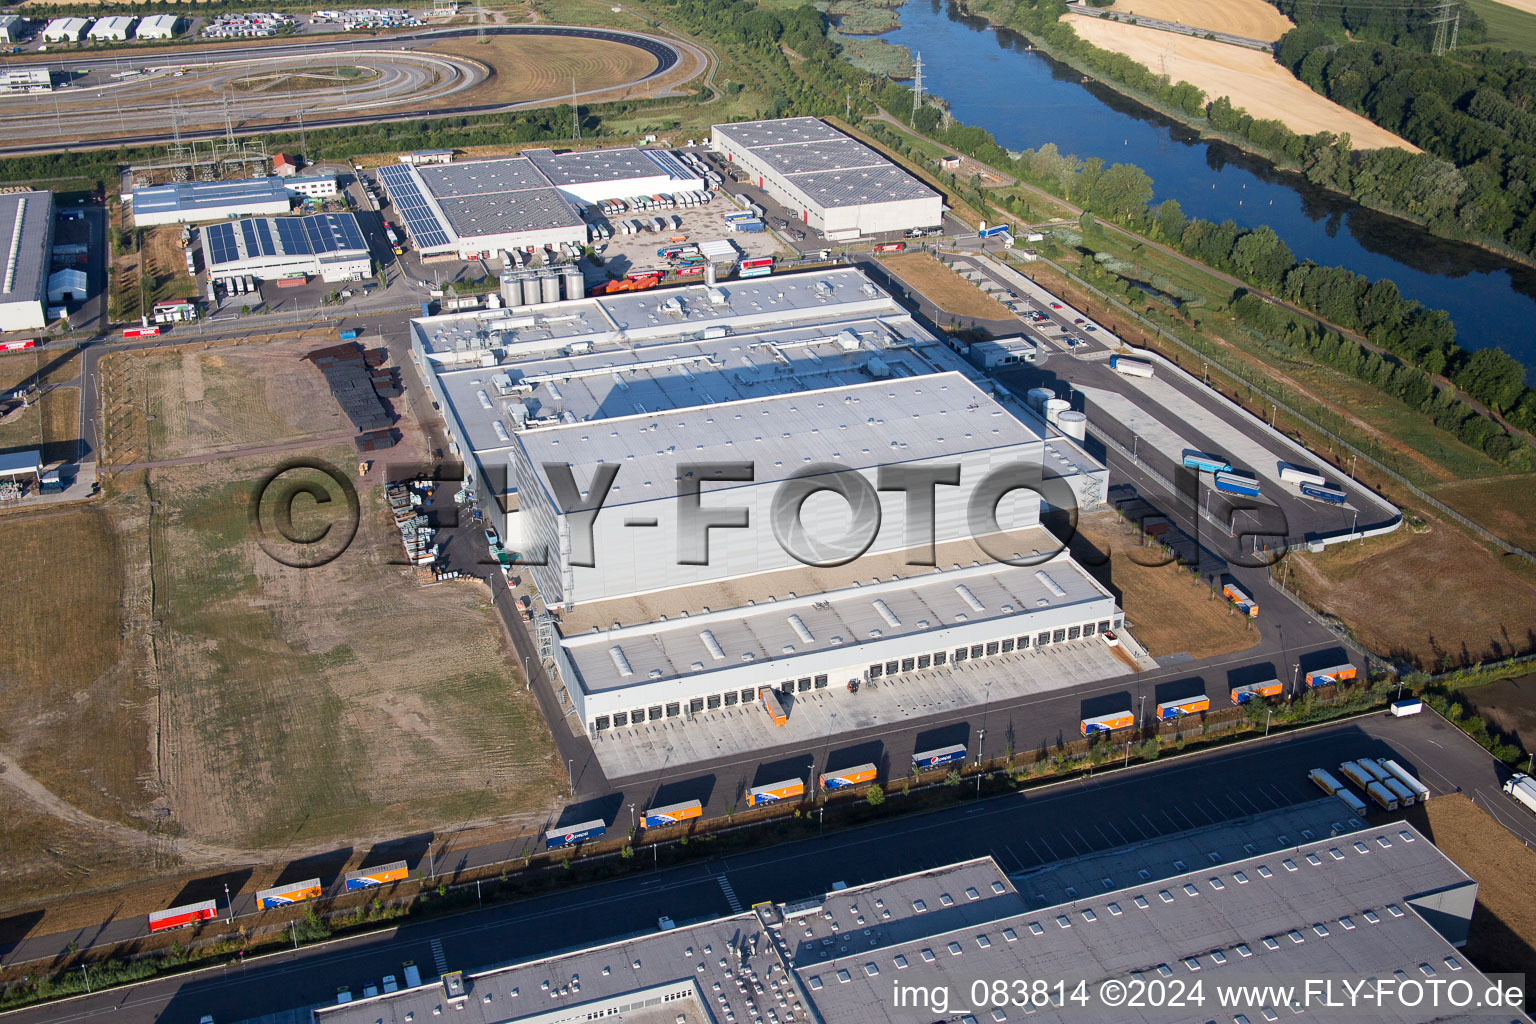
xmin=1504 ymin=773 xmax=1536 ymax=815
xmin=761 ymin=688 xmax=787 ymax=726
xmin=1377 ymin=759 xmax=1431 ymax=804
xmin=1213 ymin=470 xmax=1261 ymax=497
xmin=1080 ymin=710 xmax=1135 ymax=736
xmin=338 ymin=328 xmax=360 ymax=340
xmin=1155 ymin=696 xmax=1209 ymax=720
xmin=1305 ymin=664 xmax=1356 ymax=688
xmin=1221 ymin=577 xmax=1259 ymax=617
xmin=1108 ymin=354 xmax=1154 ymax=378
xmin=1229 ymin=679 xmax=1282 ymax=704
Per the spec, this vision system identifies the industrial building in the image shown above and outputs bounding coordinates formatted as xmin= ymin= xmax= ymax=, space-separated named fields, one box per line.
xmin=409 ymin=266 xmax=1110 ymax=737
xmin=0 ymin=68 xmax=50 ymax=94
xmin=0 ymin=191 xmax=54 ymax=333
xmin=41 ymin=17 xmax=87 ymax=42
xmin=199 ymin=212 xmax=370 ymax=284
xmin=135 ymin=14 xmax=180 ymax=39
xmin=313 ymin=801 xmax=1500 ymax=1024
xmin=711 ymin=117 xmax=944 ymax=239
xmin=284 ymin=174 xmax=338 ymax=200
xmin=377 ymin=147 xmax=703 ymax=259
xmin=129 ymin=176 xmax=295 ymax=226
xmin=0 ymin=15 xmax=29 ymax=44
xmin=86 ymin=16 xmax=136 ymax=41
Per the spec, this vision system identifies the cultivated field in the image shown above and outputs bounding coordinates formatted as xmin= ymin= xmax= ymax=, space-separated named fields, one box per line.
xmin=1413 ymin=794 xmax=1536 ymax=976
xmin=1064 ymin=15 xmax=1419 ymax=150
xmin=1286 ymin=509 xmax=1536 ymax=669
xmin=427 ymin=33 xmax=660 ymax=107
xmin=1073 ymin=510 xmax=1259 ymax=660
xmin=1466 ymin=0 xmax=1536 ymax=52
xmin=1105 ymin=0 xmax=1294 ymax=41
xmin=881 ymin=253 xmax=1014 ymax=320
xmin=1484 ymin=0 xmax=1536 ymax=14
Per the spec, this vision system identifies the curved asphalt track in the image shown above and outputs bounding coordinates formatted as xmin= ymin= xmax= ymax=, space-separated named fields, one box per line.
xmin=0 ymin=25 xmax=691 ymax=156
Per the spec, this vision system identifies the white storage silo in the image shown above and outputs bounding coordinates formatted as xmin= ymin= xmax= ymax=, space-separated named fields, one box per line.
xmin=540 ymin=273 xmax=561 ymax=305
xmin=1044 ymin=397 xmax=1070 ymax=426
xmin=1027 ymin=387 xmax=1054 ymax=413
xmin=1056 ymin=410 xmax=1087 ymax=441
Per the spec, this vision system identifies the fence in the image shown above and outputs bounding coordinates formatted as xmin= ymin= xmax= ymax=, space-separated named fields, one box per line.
xmin=1017 ymin=252 xmax=1536 ymax=565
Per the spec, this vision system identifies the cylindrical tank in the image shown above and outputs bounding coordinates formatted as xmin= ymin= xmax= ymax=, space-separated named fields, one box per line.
xmin=521 ymin=275 xmax=542 ymax=306
xmin=563 ymin=267 xmax=584 ymax=300
xmin=1057 ymin=410 xmax=1087 ymax=441
xmin=1027 ymin=387 xmax=1054 ymax=413
xmin=541 ymin=273 xmax=561 ymax=305
xmin=1045 ymin=397 xmax=1070 ymax=425
xmin=499 ymin=273 xmax=521 ymax=306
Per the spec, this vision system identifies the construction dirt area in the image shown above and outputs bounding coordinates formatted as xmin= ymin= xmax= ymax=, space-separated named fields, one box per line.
xmin=1286 ymin=506 xmax=1536 ymax=670
xmin=1071 ymin=509 xmax=1259 ymax=660
xmin=1064 ymin=15 xmax=1419 ymax=150
xmin=881 ymin=252 xmax=1014 ymax=320
xmin=1104 ymin=0 xmax=1294 ymax=41
xmin=0 ymin=340 xmax=563 ymax=929
xmin=1411 ymin=795 xmax=1536 ymax=976
xmin=0 ymin=349 xmax=80 ymax=466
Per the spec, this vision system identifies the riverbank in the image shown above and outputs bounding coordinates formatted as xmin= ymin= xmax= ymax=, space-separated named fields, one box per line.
xmin=944 ymin=0 xmax=1536 ymax=274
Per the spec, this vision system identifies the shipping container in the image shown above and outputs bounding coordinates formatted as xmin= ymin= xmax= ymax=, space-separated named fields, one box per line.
xmin=255 ymin=879 xmax=323 ymax=910
xmin=1214 ymin=471 xmax=1261 ymax=497
xmin=1299 ymin=482 xmax=1348 ymax=505
xmin=338 ymin=328 xmax=360 ymax=340
xmin=1080 ymin=710 xmax=1135 ymax=736
xmin=1305 ymin=664 xmax=1356 ymax=688
xmin=123 ymin=326 xmax=161 ymax=338
xmin=642 ymin=800 xmax=703 ymax=828
xmin=1229 ymin=679 xmax=1282 ymax=704
xmin=420 ymin=300 xmax=433 ymax=317
xmin=761 ymin=688 xmax=787 ymax=726
xmin=746 ymin=778 xmax=804 ymax=807
xmin=740 ymin=256 xmax=774 ymax=270
xmin=344 ymin=861 xmax=408 ymax=890
xmin=1278 ymin=463 xmax=1327 ymax=487
xmin=1334 ymin=787 xmax=1368 ymax=815
xmin=1365 ymin=780 xmax=1399 ymax=811
xmin=1377 ymin=759 xmax=1430 ymax=803
xmin=912 ymin=743 xmax=966 ymax=769
xmin=873 ymin=242 xmax=905 ymax=253
xmin=275 ymin=276 xmax=306 ymax=288
xmin=1181 ymin=450 xmax=1232 ymax=474
xmin=1308 ymin=767 xmax=1345 ymax=797
xmin=1390 ymin=698 xmax=1422 ymax=717
xmin=1155 ymin=695 xmax=1210 ymax=720
xmin=544 ymin=819 xmax=606 ymax=849
xmin=1377 ymin=774 xmax=1417 ymax=807
xmin=148 ymin=899 xmax=218 ymax=932
xmin=819 ymin=764 xmax=877 ymax=791
xmin=1221 ymin=578 xmax=1259 ymax=617
xmin=1108 ymin=354 xmax=1154 ymax=378
xmin=0 ymin=339 xmax=36 ymax=351
xmin=740 ymin=265 xmax=771 ymax=279
xmin=1354 ymin=758 xmax=1393 ymax=784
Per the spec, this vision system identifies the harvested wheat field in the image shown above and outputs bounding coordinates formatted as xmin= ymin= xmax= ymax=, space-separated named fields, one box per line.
xmin=1107 ymin=0 xmax=1294 ymax=41
xmin=1065 ymin=15 xmax=1419 ymax=150
xmin=1487 ymin=0 xmax=1536 ymax=13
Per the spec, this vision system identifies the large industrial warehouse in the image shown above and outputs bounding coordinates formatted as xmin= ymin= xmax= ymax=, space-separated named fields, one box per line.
xmin=199 ymin=212 xmax=370 ymax=284
xmin=129 ymin=177 xmax=294 ymax=227
xmin=378 ymin=146 xmax=703 ymax=259
xmin=315 ymin=801 xmax=1492 ymax=1024
xmin=409 ymin=266 xmax=1111 ymax=738
xmin=711 ymin=117 xmax=944 ymax=238
xmin=0 ymin=191 xmax=54 ymax=332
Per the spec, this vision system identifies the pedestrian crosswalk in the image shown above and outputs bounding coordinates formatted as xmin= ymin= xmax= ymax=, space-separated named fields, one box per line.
xmin=430 ymin=937 xmax=448 ymax=976
xmin=717 ymin=874 xmax=742 ymax=914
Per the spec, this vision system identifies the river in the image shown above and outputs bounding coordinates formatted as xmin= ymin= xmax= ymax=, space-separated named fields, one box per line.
xmin=877 ymin=0 xmax=1536 ymax=376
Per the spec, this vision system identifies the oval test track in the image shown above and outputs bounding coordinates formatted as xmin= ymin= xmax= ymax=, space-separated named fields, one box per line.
xmin=0 ymin=25 xmax=695 ymax=156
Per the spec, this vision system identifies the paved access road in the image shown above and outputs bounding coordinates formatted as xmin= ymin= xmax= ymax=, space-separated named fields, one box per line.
xmin=6 ymin=709 xmax=1526 ymax=1024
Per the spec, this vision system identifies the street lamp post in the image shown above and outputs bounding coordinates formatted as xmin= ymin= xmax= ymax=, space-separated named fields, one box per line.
xmin=629 ymin=802 xmax=635 ymax=831
xmin=1265 ymin=709 xmax=1272 ymax=737
xmin=1291 ymin=663 xmax=1301 ymax=700
xmin=224 ymin=881 xmax=233 ymax=923
xmin=567 ymin=758 xmax=575 ymax=791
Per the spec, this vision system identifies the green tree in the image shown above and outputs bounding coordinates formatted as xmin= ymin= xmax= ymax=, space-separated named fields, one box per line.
xmin=864 ymin=783 xmax=886 ymax=807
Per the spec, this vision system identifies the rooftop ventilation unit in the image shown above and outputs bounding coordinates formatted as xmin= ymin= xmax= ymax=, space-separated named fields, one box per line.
xmin=700 ymin=629 xmax=726 ymax=661
xmin=609 ymin=646 xmax=633 ymax=677
xmin=872 ymin=599 xmax=901 ymax=629
xmin=955 ymin=584 xmax=986 ymax=613
xmin=1035 ymin=570 xmax=1067 ymax=598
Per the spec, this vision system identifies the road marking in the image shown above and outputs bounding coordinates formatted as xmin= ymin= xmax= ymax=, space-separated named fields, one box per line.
xmin=429 ymin=937 xmax=447 ymax=976
xmin=716 ymin=874 xmax=742 ymax=914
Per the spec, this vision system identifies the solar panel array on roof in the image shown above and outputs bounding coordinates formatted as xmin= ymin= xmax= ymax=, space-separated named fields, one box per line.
xmin=204 ymin=222 xmax=240 ymax=266
xmin=377 ymin=163 xmax=452 ymax=250
xmin=201 ymin=213 xmax=368 ymax=269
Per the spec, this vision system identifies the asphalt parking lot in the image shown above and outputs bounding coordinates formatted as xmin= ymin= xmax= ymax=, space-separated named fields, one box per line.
xmin=579 ymin=198 xmax=786 ymax=282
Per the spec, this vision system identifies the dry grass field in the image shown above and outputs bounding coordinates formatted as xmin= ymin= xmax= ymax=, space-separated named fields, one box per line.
xmin=1073 ymin=510 xmax=1259 ymax=659
xmin=881 ymin=253 xmax=1014 ymax=320
xmin=0 ymin=343 xmax=565 ymax=916
xmin=1412 ymin=794 xmax=1536 ymax=975
xmin=1287 ymin=509 xmax=1536 ymax=668
xmin=1426 ymin=473 xmax=1536 ymax=551
xmin=428 ymin=34 xmax=659 ymax=107
xmin=1106 ymin=0 xmax=1294 ymax=41
xmin=0 ymin=350 xmax=80 ymax=467
xmin=1064 ymin=15 xmax=1419 ymax=150
xmin=99 ymin=338 xmax=354 ymax=465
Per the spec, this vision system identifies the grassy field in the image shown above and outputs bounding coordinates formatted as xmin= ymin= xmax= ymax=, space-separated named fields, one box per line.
xmin=1285 ymin=508 xmax=1536 ymax=669
xmin=1073 ymin=510 xmax=1259 ymax=659
xmin=881 ymin=253 xmax=1014 ymax=319
xmin=1412 ymin=794 xmax=1536 ymax=976
xmin=0 ymin=350 xmax=81 ymax=465
xmin=1428 ymin=473 xmax=1536 ymax=551
xmin=1465 ymin=0 xmax=1536 ymax=52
